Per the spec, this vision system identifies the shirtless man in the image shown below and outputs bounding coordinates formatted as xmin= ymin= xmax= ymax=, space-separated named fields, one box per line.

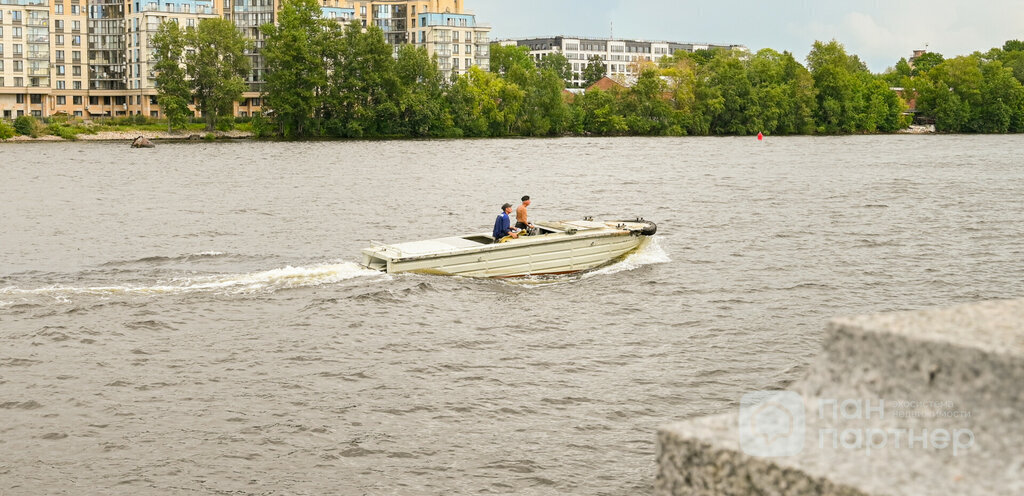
xmin=515 ymin=196 xmax=534 ymax=231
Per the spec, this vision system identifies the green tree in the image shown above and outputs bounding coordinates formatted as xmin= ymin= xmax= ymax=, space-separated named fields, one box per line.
xmin=537 ymin=52 xmax=572 ymax=83
xmin=807 ymin=40 xmax=865 ymax=133
xmin=572 ymin=88 xmax=627 ymax=135
xmin=489 ymin=43 xmax=533 ymax=76
xmin=151 ymin=21 xmax=193 ymax=132
xmin=322 ymin=22 xmax=400 ymax=137
xmin=260 ymin=0 xmax=332 ymax=138
xmin=914 ymin=55 xmax=983 ymax=132
xmin=449 ymin=66 xmax=525 ymax=136
xmin=581 ymin=55 xmax=606 ymax=87
xmin=185 ymin=18 xmax=252 ymax=131
xmin=621 ymin=67 xmax=673 ymax=134
xmin=911 ymin=51 xmax=944 ymax=76
xmin=394 ymin=43 xmax=452 ymax=136
xmin=1003 ymin=40 xmax=1024 ymax=53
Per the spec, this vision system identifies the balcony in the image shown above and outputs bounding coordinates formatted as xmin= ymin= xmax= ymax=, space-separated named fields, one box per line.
xmin=28 ymin=67 xmax=49 ymax=76
xmin=0 ymin=0 xmax=49 ymax=6
xmin=27 ymin=51 xmax=49 ymax=60
xmin=435 ymin=48 xmax=451 ymax=58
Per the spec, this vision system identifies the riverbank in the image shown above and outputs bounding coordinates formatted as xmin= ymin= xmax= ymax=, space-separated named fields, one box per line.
xmin=1 ymin=129 xmax=254 ymax=142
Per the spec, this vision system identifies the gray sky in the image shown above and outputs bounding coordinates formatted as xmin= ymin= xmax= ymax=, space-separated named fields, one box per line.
xmin=468 ymin=0 xmax=1024 ymax=73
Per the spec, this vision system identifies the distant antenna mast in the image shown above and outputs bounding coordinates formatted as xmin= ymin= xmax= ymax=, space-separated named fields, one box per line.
xmin=610 ymin=21 xmax=613 ymax=39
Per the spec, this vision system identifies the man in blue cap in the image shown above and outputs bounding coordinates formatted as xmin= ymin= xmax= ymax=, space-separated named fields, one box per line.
xmin=492 ymin=203 xmax=519 ymax=242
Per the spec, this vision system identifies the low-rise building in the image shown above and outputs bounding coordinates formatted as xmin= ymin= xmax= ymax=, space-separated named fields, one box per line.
xmin=501 ymin=36 xmax=746 ymax=87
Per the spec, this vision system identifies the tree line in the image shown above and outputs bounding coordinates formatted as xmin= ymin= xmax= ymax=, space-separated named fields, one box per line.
xmin=146 ymin=0 xmax=1024 ymax=137
xmin=884 ymin=40 xmax=1024 ymax=132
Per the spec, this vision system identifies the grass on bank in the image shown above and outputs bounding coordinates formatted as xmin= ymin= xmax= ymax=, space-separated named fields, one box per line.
xmin=0 ymin=114 xmax=254 ymax=141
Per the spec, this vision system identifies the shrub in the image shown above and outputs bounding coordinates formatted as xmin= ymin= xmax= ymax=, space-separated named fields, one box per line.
xmin=14 ymin=115 xmax=40 ymax=137
xmin=47 ymin=113 xmax=70 ymax=125
xmin=48 ymin=123 xmax=78 ymax=140
xmin=0 ymin=121 xmax=14 ymax=140
xmin=204 ymin=132 xmax=216 ymax=141
xmin=215 ymin=115 xmax=235 ymax=131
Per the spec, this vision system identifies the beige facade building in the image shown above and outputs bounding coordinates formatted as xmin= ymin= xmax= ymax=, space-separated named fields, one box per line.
xmin=0 ymin=0 xmax=488 ymax=119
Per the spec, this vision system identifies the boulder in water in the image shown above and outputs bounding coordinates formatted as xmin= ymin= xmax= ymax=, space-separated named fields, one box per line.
xmin=131 ymin=136 xmax=155 ymax=148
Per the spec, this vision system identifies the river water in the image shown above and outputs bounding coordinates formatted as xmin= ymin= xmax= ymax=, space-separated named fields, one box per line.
xmin=1 ymin=136 xmax=1023 ymax=495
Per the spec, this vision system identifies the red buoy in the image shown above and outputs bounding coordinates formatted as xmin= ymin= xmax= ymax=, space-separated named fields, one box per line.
xmin=757 ymin=132 xmax=764 ymax=141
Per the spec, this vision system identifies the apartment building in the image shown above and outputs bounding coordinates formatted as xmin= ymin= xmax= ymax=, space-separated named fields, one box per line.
xmin=0 ymin=0 xmax=488 ymax=119
xmin=501 ymin=36 xmax=746 ymax=87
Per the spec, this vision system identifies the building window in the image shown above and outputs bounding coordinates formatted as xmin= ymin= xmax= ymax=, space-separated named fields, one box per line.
xmin=57 ymin=96 xmax=66 ymax=104
xmin=452 ymin=58 xmax=459 ymax=70
xmin=16 ymin=94 xmax=25 ymax=103
xmin=465 ymin=58 xmax=470 ymax=68
xmin=56 ymin=50 xmax=65 ymax=61
xmin=72 ymin=50 xmax=80 ymax=62
xmin=73 ymin=96 xmax=82 ymax=104
xmin=72 ymin=21 xmax=81 ymax=31
xmin=453 ymin=44 xmax=458 ymax=54
xmin=13 ymin=60 xmax=23 ymax=71
xmin=13 ymin=27 xmax=22 ymax=39
xmin=73 ymin=36 xmax=81 ymax=45
xmin=30 ymin=94 xmax=42 ymax=104
xmin=14 ymin=78 xmax=23 ymax=87
xmin=73 ymin=81 xmax=81 ymax=89
xmin=56 ymin=3 xmax=64 ymax=13
xmin=56 ymin=34 xmax=64 ymax=45
xmin=73 ymin=66 xmax=81 ymax=76
xmin=57 ymin=65 xmax=65 ymax=75
xmin=72 ymin=4 xmax=79 ymax=14
xmin=57 ymin=80 xmax=65 ymax=89
xmin=466 ymin=44 xmax=471 ymax=54
xmin=14 ymin=44 xmax=22 ymax=55
xmin=453 ymin=31 xmax=459 ymax=42
xmin=12 ymin=11 xmax=22 ymax=22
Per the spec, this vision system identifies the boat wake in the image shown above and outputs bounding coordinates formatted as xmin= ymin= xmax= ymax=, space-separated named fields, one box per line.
xmin=508 ymin=236 xmax=670 ymax=285
xmin=582 ymin=236 xmax=671 ymax=278
xmin=0 ymin=261 xmax=384 ymax=302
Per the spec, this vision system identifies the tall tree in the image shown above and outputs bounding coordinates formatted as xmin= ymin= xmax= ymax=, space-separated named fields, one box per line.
xmin=323 ymin=22 xmax=400 ymax=137
xmin=151 ymin=21 xmax=192 ymax=132
xmin=394 ymin=43 xmax=452 ymax=136
xmin=537 ymin=53 xmax=572 ymax=83
xmin=260 ymin=0 xmax=331 ymax=138
xmin=807 ymin=40 xmax=864 ymax=133
xmin=489 ymin=43 xmax=533 ymax=75
xmin=581 ymin=55 xmax=606 ymax=87
xmin=185 ymin=18 xmax=252 ymax=131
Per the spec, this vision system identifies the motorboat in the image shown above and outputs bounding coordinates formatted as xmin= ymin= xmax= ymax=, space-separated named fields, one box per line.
xmin=361 ymin=218 xmax=657 ymax=278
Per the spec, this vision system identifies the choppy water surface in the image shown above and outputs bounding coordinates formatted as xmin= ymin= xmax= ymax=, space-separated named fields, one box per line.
xmin=2 ymin=136 xmax=1023 ymax=495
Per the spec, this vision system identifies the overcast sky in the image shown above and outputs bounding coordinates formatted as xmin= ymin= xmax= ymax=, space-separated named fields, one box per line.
xmin=469 ymin=0 xmax=1024 ymax=73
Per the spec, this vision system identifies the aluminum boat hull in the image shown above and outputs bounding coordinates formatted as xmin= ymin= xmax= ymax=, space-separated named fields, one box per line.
xmin=361 ymin=219 xmax=656 ymax=278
